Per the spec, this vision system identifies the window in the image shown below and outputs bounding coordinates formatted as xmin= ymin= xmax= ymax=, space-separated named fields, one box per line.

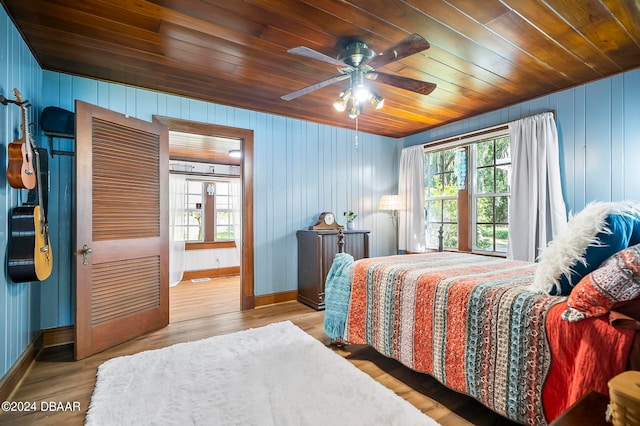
xmin=473 ymin=137 xmax=510 ymax=253
xmin=213 ymin=181 xmax=235 ymax=241
xmin=182 ymin=179 xmax=237 ymax=243
xmin=185 ymin=180 xmax=204 ymax=241
xmin=424 ymin=132 xmax=510 ymax=254
xmin=425 ymin=149 xmax=458 ymax=249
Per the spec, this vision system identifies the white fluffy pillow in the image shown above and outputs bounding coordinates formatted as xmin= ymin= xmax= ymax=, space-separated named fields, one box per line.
xmin=531 ymin=201 xmax=640 ymax=295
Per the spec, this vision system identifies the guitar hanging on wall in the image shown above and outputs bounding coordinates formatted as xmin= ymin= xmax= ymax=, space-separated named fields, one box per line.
xmin=7 ymin=90 xmax=54 ymax=283
xmin=6 ymin=89 xmax=36 ymax=189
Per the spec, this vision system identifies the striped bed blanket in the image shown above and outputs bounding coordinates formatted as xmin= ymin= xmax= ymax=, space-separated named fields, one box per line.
xmin=339 ymin=252 xmax=635 ymax=425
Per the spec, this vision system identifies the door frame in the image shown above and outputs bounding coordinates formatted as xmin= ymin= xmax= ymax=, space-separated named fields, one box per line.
xmin=153 ymin=116 xmax=255 ymax=310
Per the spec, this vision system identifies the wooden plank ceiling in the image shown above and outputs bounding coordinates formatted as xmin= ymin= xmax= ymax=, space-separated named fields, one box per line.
xmin=169 ymin=131 xmax=241 ymax=165
xmin=2 ymin=0 xmax=639 ymax=138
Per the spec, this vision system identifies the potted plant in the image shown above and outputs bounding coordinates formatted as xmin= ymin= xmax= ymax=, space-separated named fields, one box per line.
xmin=343 ymin=211 xmax=358 ymax=230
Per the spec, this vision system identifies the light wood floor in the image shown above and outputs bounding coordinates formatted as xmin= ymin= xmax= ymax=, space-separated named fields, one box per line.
xmin=169 ymin=275 xmax=240 ymax=323
xmin=1 ymin=294 xmax=518 ymax=425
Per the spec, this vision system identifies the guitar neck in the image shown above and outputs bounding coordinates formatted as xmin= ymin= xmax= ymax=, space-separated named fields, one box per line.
xmin=23 ymin=106 xmax=35 ymax=153
xmin=33 ymin=149 xmax=47 ymax=228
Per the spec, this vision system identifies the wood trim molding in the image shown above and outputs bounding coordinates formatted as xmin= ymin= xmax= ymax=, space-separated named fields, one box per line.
xmin=42 ymin=326 xmax=75 ymax=348
xmin=185 ymin=241 xmax=236 ymax=250
xmin=153 ymin=116 xmax=255 ymax=310
xmin=255 ymin=290 xmax=298 ymax=307
xmin=182 ymin=268 xmax=240 ymax=280
xmin=240 ymin=130 xmax=255 ymax=310
xmin=0 ymin=333 xmax=43 ymax=402
xmin=458 ymin=188 xmax=470 ymax=252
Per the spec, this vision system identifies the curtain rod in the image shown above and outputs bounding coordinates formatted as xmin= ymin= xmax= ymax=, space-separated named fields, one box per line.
xmin=423 ymin=110 xmax=556 ymax=149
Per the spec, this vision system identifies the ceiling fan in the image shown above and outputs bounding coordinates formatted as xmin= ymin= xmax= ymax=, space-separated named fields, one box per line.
xmin=281 ymin=34 xmax=437 ymax=118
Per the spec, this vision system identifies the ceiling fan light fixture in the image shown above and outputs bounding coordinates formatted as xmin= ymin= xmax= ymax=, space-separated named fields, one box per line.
xmin=354 ymin=86 xmax=370 ymax=103
xmin=370 ymin=92 xmax=384 ymax=109
xmin=333 ymin=89 xmax=351 ymax=112
xmin=352 ymin=69 xmax=369 ymax=103
xmin=281 ymin=34 xmax=436 ymax=121
xmin=348 ymin=101 xmax=360 ymax=119
xmin=228 ymin=149 xmax=241 ymax=159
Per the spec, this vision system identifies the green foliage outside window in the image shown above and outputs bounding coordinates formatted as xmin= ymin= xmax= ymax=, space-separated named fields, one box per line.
xmin=474 ymin=137 xmax=510 ymax=253
xmin=425 ymin=135 xmax=510 ymax=253
xmin=215 ymin=210 xmax=235 ymax=241
xmin=187 ymin=211 xmax=203 ymax=241
xmin=214 ymin=182 xmax=235 ymax=241
xmin=425 ymin=149 xmax=458 ymax=249
xmin=185 ymin=180 xmax=204 ymax=242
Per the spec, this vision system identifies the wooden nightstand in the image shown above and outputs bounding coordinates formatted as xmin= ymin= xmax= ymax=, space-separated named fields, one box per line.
xmin=549 ymin=390 xmax=610 ymax=426
xmin=296 ymin=229 xmax=370 ymax=310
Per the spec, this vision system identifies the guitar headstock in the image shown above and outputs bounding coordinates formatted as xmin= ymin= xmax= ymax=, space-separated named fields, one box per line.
xmin=12 ymin=88 xmax=34 ymax=150
xmin=13 ymin=88 xmax=30 ymax=110
xmin=13 ymin=88 xmax=23 ymax=103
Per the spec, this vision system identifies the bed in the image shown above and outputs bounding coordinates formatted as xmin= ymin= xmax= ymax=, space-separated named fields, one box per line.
xmin=324 ymin=202 xmax=640 ymax=425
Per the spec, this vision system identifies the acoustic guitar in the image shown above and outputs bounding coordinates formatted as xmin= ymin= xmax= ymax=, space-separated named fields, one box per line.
xmin=7 ymin=89 xmax=36 ymax=189
xmin=8 ymin=100 xmax=53 ymax=283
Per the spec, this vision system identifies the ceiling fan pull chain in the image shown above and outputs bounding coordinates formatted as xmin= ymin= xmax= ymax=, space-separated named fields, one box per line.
xmin=355 ymin=115 xmax=359 ymax=149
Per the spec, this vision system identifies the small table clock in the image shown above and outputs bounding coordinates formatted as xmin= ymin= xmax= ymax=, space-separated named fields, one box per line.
xmin=309 ymin=212 xmax=344 ymax=230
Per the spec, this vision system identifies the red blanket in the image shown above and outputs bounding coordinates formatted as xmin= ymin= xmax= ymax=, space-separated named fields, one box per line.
xmin=543 ymin=303 xmax=634 ymax=420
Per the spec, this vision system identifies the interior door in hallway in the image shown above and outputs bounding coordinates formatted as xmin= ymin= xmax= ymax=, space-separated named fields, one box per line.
xmin=74 ymin=101 xmax=169 ymax=360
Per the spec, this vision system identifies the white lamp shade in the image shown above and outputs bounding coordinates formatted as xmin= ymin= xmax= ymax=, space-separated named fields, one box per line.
xmin=378 ymin=195 xmax=405 ymax=211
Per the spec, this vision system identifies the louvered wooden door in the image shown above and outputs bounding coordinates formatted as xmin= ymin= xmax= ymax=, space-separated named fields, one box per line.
xmin=74 ymin=101 xmax=169 ymax=360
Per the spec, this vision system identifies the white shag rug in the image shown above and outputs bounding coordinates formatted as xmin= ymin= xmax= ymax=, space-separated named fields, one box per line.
xmin=86 ymin=321 xmax=440 ymax=426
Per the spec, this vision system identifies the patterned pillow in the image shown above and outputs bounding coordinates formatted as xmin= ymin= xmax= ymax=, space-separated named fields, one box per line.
xmin=562 ymin=244 xmax=640 ymax=322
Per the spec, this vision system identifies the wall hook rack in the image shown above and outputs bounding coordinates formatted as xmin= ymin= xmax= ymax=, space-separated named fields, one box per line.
xmin=3 ymin=94 xmax=74 ymax=157
xmin=0 ymin=94 xmax=29 ymax=107
xmin=43 ymin=131 xmax=75 ymax=157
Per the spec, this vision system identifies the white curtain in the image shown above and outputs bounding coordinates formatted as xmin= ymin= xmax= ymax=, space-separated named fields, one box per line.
xmin=507 ymin=112 xmax=567 ymax=261
xmin=169 ymin=173 xmax=187 ymax=286
xmin=398 ymin=145 xmax=426 ymax=252
xmin=230 ymin=178 xmax=242 ymax=264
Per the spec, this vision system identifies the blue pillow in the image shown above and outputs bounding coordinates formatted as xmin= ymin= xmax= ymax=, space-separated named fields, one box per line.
xmin=554 ymin=213 xmax=640 ymax=295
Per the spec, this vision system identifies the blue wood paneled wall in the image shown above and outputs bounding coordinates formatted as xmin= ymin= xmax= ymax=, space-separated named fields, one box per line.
xmin=1 ymin=7 xmax=43 ymax=383
xmin=40 ymin=72 xmax=402 ymax=322
xmin=405 ymin=68 xmax=640 ymax=214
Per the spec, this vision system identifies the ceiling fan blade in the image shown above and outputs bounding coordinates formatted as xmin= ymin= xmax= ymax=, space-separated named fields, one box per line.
xmin=281 ymin=74 xmax=350 ymax=101
xmin=366 ymin=34 xmax=430 ymax=69
xmin=367 ymin=72 xmax=436 ymax=95
xmin=287 ymin=46 xmax=350 ymax=68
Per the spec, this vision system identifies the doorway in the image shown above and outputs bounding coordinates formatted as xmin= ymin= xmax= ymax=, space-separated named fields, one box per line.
xmin=153 ymin=116 xmax=255 ymax=320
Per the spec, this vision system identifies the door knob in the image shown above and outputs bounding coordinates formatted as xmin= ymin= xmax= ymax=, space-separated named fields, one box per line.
xmin=81 ymin=245 xmax=93 ymax=265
